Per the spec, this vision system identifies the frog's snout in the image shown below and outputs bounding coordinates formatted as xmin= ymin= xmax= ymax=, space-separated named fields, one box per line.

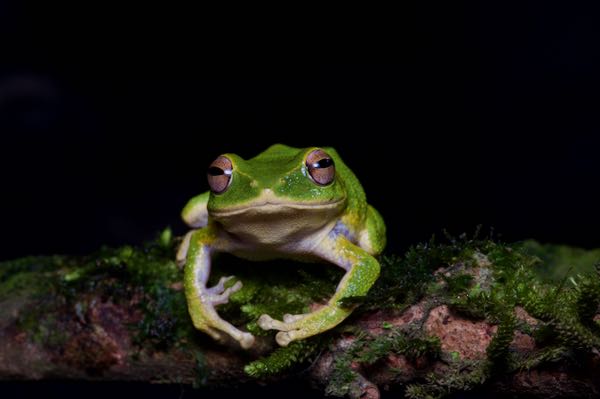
xmin=262 ymin=188 xmax=275 ymax=199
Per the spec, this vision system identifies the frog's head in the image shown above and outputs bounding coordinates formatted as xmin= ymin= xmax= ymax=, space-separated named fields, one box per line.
xmin=205 ymin=144 xmax=347 ymax=245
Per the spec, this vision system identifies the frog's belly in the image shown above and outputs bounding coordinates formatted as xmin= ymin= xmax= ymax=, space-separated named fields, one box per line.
xmin=213 ymin=205 xmax=338 ymax=257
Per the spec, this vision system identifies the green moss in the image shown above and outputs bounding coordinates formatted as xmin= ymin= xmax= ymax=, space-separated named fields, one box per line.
xmin=0 ymin=229 xmax=190 ymax=353
xmin=135 ymin=284 xmax=191 ymax=349
xmin=0 ymin=255 xmax=73 ymax=299
xmin=216 ymin=257 xmax=340 ymax=336
xmin=388 ymin=233 xmax=600 ymax=398
xmin=326 ymin=355 xmax=361 ymax=397
xmin=325 ymin=329 xmax=441 ymax=397
xmin=18 ymin=311 xmax=69 ymax=348
xmin=4 ymin=227 xmax=600 ymax=395
xmin=443 ymin=273 xmax=474 ymax=297
xmin=486 ymin=311 xmax=516 ymax=371
xmin=575 ymin=265 xmax=600 ymax=332
xmin=244 ymin=337 xmax=323 ymax=378
xmin=405 ymin=361 xmax=489 ymax=399
xmin=0 ymin=272 xmax=41 ymax=298
xmin=192 ymin=350 xmax=209 ymax=388
xmin=363 ymin=229 xmax=511 ymax=314
xmin=519 ymin=346 xmax=569 ymax=370
xmin=520 ymin=240 xmax=600 ymax=283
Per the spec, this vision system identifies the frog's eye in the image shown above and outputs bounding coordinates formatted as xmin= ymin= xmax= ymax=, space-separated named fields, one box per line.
xmin=306 ymin=149 xmax=335 ymax=186
xmin=207 ymin=156 xmax=233 ymax=193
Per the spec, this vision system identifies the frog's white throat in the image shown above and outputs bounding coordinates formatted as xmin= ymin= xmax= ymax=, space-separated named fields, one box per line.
xmin=209 ymin=193 xmax=346 ymax=247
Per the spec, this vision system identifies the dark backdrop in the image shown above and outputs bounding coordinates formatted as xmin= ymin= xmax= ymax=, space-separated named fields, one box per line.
xmin=3 ymin=4 xmax=599 ymax=260
xmin=1 ymin=2 xmax=600 ymax=397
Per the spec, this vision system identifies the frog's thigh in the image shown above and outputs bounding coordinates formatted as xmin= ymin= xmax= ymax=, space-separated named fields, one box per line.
xmin=358 ymin=205 xmax=386 ymax=255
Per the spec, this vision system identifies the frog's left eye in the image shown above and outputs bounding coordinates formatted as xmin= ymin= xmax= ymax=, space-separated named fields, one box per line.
xmin=207 ymin=156 xmax=233 ymax=193
xmin=306 ymin=149 xmax=335 ymax=186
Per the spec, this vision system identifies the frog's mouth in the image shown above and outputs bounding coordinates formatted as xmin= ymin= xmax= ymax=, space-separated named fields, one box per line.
xmin=210 ymin=197 xmax=346 ymax=218
xmin=210 ymin=196 xmax=346 ymax=246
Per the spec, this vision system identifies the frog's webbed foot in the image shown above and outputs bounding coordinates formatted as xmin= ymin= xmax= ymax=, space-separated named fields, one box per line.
xmin=198 ymin=316 xmax=254 ymax=349
xmin=257 ymin=314 xmax=302 ymax=346
xmin=258 ymin=305 xmax=347 ymax=346
xmin=204 ymin=276 xmax=243 ymax=305
xmin=257 ymin=313 xmax=308 ymax=346
xmin=194 ymin=277 xmax=252 ymax=347
xmin=257 ymin=313 xmax=307 ymax=331
xmin=193 ymin=281 xmax=254 ymax=349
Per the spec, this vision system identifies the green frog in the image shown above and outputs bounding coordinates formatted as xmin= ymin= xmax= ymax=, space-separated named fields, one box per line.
xmin=177 ymin=144 xmax=386 ymax=348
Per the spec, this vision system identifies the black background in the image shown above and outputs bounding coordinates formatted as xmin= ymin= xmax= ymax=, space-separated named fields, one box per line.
xmin=3 ymin=4 xmax=600 ymax=260
xmin=2 ymin=2 xmax=600 ymax=398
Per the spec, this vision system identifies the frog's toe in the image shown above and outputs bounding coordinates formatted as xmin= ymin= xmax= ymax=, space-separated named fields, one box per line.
xmin=276 ymin=328 xmax=312 ymax=346
xmin=257 ymin=314 xmax=295 ymax=331
xmin=209 ymin=281 xmax=243 ymax=305
xmin=239 ymin=332 xmax=255 ymax=349
xmin=257 ymin=314 xmax=276 ymax=330
xmin=275 ymin=331 xmax=293 ymax=346
xmin=207 ymin=276 xmax=236 ymax=295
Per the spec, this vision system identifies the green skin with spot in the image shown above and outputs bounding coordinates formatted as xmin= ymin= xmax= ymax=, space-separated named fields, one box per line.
xmin=177 ymin=144 xmax=386 ymax=348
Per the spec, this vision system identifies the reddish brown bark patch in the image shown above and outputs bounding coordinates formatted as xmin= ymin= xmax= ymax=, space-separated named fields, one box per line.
xmin=61 ymin=299 xmax=143 ymax=373
xmin=357 ymin=303 xmax=425 ymax=335
xmin=511 ymin=331 xmax=536 ymax=352
xmin=500 ymin=369 xmax=599 ymax=398
xmin=515 ymin=306 xmax=539 ymax=327
xmin=424 ymin=305 xmax=497 ymax=360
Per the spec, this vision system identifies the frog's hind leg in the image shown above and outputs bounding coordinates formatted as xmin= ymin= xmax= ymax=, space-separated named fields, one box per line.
xmin=185 ymin=229 xmax=255 ymax=349
xmin=258 ymin=234 xmax=380 ymax=346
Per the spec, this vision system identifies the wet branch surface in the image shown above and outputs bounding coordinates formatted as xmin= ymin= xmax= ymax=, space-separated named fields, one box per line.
xmin=1 ymin=232 xmax=600 ymax=398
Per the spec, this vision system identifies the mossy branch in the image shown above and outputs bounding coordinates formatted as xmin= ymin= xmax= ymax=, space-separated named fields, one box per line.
xmin=1 ymin=229 xmax=600 ymax=398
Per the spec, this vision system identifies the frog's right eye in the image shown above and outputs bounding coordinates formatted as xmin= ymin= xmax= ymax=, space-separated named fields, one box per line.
xmin=207 ymin=156 xmax=233 ymax=193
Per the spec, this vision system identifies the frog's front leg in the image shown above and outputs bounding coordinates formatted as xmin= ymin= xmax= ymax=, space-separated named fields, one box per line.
xmin=184 ymin=227 xmax=255 ymax=349
xmin=258 ymin=235 xmax=380 ymax=346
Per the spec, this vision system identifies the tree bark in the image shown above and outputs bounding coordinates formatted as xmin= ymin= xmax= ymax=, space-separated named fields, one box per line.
xmin=1 ymin=238 xmax=599 ymax=398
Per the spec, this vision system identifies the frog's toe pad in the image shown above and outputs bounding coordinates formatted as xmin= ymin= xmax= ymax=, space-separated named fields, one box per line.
xmin=239 ymin=332 xmax=255 ymax=349
xmin=276 ymin=328 xmax=311 ymax=346
xmin=275 ymin=331 xmax=293 ymax=346
xmin=257 ymin=314 xmax=276 ymax=330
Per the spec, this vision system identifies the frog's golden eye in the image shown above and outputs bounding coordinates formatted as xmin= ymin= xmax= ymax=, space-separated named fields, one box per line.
xmin=207 ymin=156 xmax=233 ymax=193
xmin=306 ymin=149 xmax=335 ymax=186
